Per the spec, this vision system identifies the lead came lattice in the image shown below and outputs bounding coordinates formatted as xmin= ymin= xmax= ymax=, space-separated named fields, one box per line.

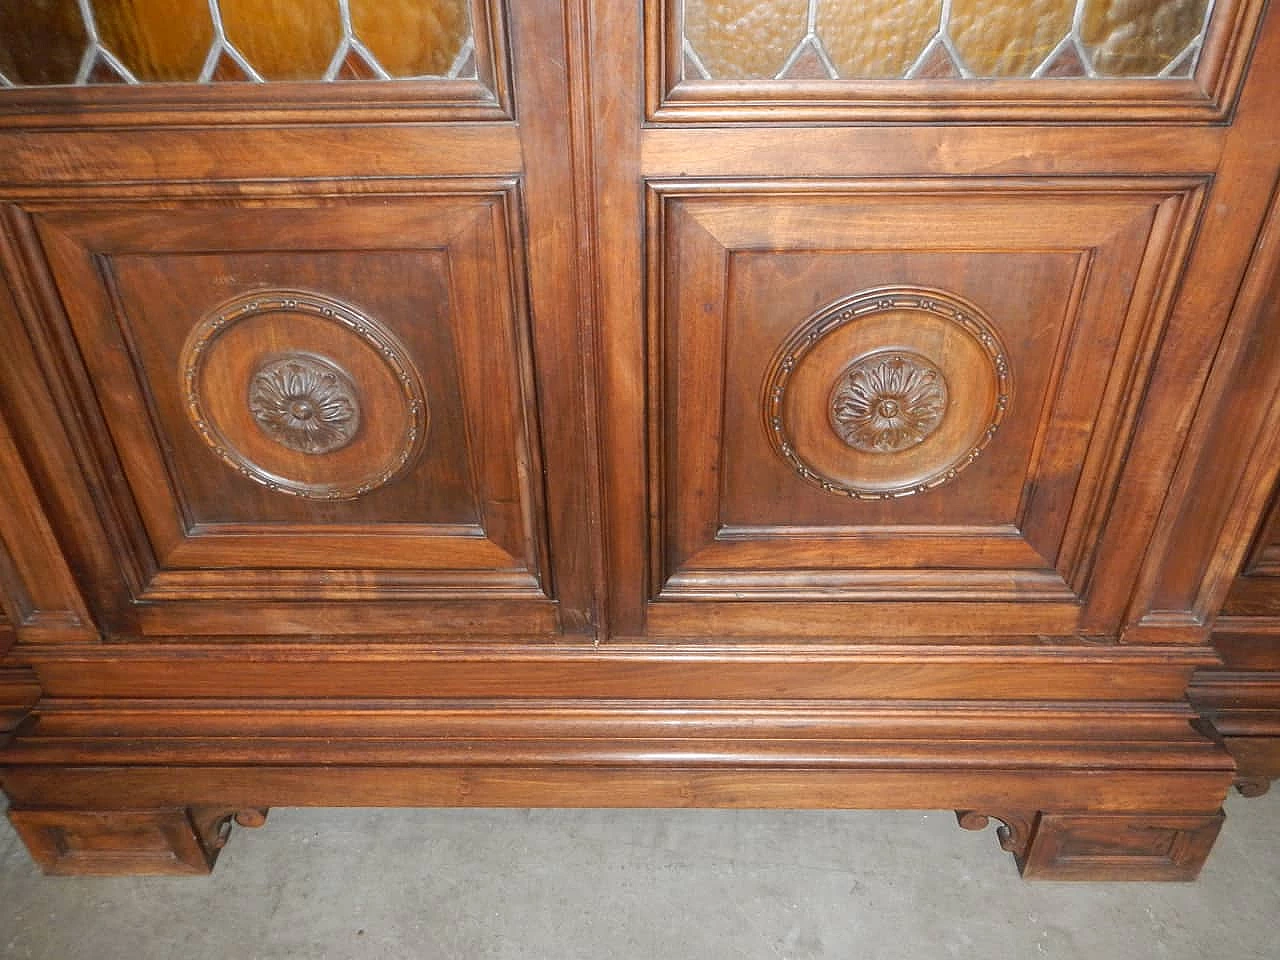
xmin=0 ymin=0 xmax=476 ymax=86
xmin=682 ymin=0 xmax=1215 ymax=81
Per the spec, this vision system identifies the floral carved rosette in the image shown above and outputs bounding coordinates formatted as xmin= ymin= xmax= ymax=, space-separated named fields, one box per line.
xmin=762 ymin=286 xmax=1011 ymax=500
xmin=829 ymin=351 xmax=948 ymax=453
xmin=180 ymin=290 xmax=428 ymax=500
xmin=249 ymin=354 xmax=361 ymax=455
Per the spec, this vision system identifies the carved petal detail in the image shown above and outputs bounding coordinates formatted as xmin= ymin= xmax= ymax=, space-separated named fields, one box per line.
xmin=249 ymin=354 xmax=361 ymax=455
xmin=829 ymin=350 xmax=948 ymax=452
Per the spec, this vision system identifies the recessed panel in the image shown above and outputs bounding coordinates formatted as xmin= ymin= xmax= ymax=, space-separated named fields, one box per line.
xmin=30 ymin=188 xmax=553 ymax=625
xmin=111 ymin=251 xmax=474 ymax=525
xmin=720 ymin=251 xmax=1071 ymax=529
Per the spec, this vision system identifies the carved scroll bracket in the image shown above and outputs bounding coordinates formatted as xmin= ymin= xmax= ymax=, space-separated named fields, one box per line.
xmin=955 ymin=809 xmax=1034 ymax=861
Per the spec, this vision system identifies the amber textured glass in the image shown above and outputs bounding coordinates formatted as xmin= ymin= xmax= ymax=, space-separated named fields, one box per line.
xmin=0 ymin=0 xmax=88 ymax=85
xmin=93 ymin=0 xmax=215 ymax=82
xmin=817 ymin=0 xmax=942 ymax=78
xmin=1083 ymin=0 xmax=1210 ymax=75
xmin=349 ymin=0 xmax=470 ymax=78
xmin=950 ymin=0 xmax=1076 ymax=76
xmin=219 ymin=0 xmax=343 ymax=81
xmin=681 ymin=0 xmax=1218 ymax=81
xmin=684 ymin=0 xmax=808 ymax=80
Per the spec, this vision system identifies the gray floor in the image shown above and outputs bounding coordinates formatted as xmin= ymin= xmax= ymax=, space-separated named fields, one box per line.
xmin=1 ymin=792 xmax=1277 ymax=960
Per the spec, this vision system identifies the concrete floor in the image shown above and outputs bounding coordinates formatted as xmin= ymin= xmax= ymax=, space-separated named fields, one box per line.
xmin=0 ymin=791 xmax=1277 ymax=960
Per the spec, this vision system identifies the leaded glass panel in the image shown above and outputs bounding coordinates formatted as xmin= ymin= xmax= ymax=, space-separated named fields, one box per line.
xmin=681 ymin=0 xmax=1214 ymax=81
xmin=0 ymin=0 xmax=476 ymax=86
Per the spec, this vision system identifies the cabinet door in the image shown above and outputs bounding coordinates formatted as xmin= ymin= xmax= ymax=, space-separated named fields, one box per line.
xmin=593 ymin=0 xmax=1280 ymax=642
xmin=0 ymin=0 xmax=596 ymax=640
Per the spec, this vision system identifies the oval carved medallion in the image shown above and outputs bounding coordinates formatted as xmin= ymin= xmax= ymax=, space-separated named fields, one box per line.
xmin=763 ymin=286 xmax=1011 ymax=500
xmin=180 ymin=291 xmax=428 ymax=500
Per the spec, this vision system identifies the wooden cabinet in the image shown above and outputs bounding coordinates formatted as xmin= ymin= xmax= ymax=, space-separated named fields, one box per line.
xmin=1 ymin=0 xmax=1278 ymax=879
xmin=1187 ymin=248 xmax=1280 ymax=798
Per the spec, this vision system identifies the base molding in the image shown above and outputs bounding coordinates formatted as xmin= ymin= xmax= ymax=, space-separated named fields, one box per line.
xmin=1189 ymin=669 xmax=1280 ymax=796
xmin=0 ymin=665 xmax=39 ymax=744
xmin=0 ymin=697 xmax=1236 ymax=879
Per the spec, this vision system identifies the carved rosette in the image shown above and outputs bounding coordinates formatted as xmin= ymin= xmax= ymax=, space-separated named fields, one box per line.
xmin=829 ymin=351 xmax=948 ymax=453
xmin=249 ymin=354 xmax=361 ymax=455
xmin=180 ymin=291 xmax=428 ymax=500
xmin=763 ymin=286 xmax=1012 ymax=500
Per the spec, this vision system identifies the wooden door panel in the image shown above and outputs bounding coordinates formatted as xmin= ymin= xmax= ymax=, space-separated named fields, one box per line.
xmin=647 ymin=179 xmax=1204 ymax=635
xmin=22 ymin=184 xmax=555 ymax=634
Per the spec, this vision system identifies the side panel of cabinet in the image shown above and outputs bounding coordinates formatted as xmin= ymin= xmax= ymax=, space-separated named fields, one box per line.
xmin=0 ymin=406 xmax=94 ymax=643
xmin=1194 ymin=482 xmax=1280 ymax=791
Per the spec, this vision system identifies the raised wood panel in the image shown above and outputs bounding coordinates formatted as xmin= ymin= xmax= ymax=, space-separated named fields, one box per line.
xmin=1234 ymin=484 xmax=1280 ymax=586
xmin=1223 ymin=489 xmax=1280 ymax=618
xmin=7 ymin=808 xmax=221 ymax=875
xmin=15 ymin=183 xmax=559 ymax=636
xmin=1015 ymin=812 xmax=1225 ymax=881
xmin=644 ymin=179 xmax=1204 ymax=637
xmin=1129 ymin=174 xmax=1280 ymax=631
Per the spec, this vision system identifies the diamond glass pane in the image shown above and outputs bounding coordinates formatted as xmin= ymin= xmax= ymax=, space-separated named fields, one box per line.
xmin=219 ymin=0 xmax=343 ymax=81
xmin=0 ymin=0 xmax=88 ymax=86
xmin=817 ymin=0 xmax=942 ymax=79
xmin=683 ymin=0 xmax=808 ymax=81
xmin=0 ymin=0 xmax=476 ymax=86
xmin=682 ymin=0 xmax=1216 ymax=80
xmin=350 ymin=0 xmax=470 ymax=78
xmin=96 ymin=0 xmax=215 ymax=82
xmin=1082 ymin=0 xmax=1212 ymax=76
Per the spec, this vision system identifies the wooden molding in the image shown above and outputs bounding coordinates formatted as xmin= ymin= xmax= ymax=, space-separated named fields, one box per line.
xmin=1189 ymin=668 xmax=1280 ymax=793
xmin=13 ymin=639 xmax=1218 ymax=701
xmin=0 ymin=697 xmax=1234 ymax=878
